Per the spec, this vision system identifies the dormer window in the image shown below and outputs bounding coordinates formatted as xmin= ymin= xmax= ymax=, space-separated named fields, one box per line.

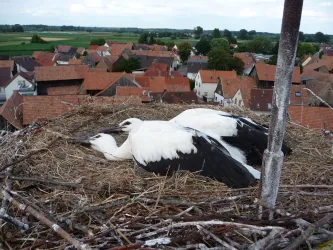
xmin=295 ymin=91 xmax=301 ymax=97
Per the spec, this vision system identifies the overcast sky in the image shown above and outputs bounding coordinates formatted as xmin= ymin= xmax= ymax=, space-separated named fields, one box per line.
xmin=0 ymin=0 xmax=332 ymax=34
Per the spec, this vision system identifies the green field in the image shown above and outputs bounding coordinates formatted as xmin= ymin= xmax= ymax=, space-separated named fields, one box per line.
xmin=0 ymin=32 xmax=197 ymax=56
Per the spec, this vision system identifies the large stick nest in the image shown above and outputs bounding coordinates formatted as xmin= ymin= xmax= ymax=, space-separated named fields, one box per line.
xmin=1 ymin=103 xmax=333 ymax=249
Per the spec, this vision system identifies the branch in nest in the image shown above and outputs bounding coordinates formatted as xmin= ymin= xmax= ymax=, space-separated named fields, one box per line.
xmin=11 ymin=176 xmax=100 ymax=191
xmin=284 ymin=212 xmax=333 ymax=250
xmin=3 ymin=190 xmax=91 ymax=250
xmin=0 ymin=212 xmax=29 ymax=231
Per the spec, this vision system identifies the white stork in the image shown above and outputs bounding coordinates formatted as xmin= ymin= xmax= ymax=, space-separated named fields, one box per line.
xmin=80 ymin=120 xmax=258 ymax=188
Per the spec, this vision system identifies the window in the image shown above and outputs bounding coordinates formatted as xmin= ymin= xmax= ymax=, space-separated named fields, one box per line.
xmin=234 ymin=98 xmax=237 ymax=104
xmin=268 ymin=103 xmax=272 ymax=109
xmin=257 ymin=103 xmax=260 ymax=108
xmin=295 ymin=91 xmax=301 ymax=97
xmin=204 ymin=92 xmax=208 ymax=96
xmin=198 ymin=91 xmax=200 ymax=95
xmin=215 ymin=97 xmax=217 ymax=101
xmin=238 ymin=100 xmax=242 ymax=106
xmin=18 ymin=80 xmax=23 ymax=85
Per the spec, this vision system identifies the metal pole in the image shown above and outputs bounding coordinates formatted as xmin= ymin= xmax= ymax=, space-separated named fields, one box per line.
xmin=258 ymin=0 xmax=304 ymax=220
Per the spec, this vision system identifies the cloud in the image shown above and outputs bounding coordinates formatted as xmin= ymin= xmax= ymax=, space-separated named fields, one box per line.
xmin=319 ymin=2 xmax=333 ymax=6
xmin=239 ymin=8 xmax=257 ymax=17
xmin=70 ymin=4 xmax=88 ymax=14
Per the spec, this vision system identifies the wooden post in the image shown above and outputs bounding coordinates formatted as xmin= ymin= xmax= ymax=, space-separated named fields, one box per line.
xmin=258 ymin=0 xmax=304 ymax=220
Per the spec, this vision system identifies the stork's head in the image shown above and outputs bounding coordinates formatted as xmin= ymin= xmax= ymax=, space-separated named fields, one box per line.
xmin=118 ymin=118 xmax=143 ymax=132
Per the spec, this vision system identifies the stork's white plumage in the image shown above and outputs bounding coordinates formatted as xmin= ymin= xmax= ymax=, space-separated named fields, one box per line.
xmin=82 ymin=119 xmax=257 ymax=188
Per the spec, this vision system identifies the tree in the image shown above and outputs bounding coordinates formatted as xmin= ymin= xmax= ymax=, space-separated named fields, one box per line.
xmin=246 ymin=36 xmax=272 ymax=54
xmin=238 ymin=29 xmax=248 ymax=40
xmin=189 ymin=79 xmax=195 ymax=91
xmin=83 ymin=51 xmax=88 ymax=56
xmin=223 ymin=29 xmax=232 ymax=40
xmin=112 ymin=57 xmax=140 ymax=73
xmin=271 ymin=41 xmax=279 ymax=55
xmin=30 ymin=34 xmax=48 ymax=44
xmin=228 ymin=36 xmax=237 ymax=44
xmin=90 ymin=38 xmax=105 ymax=46
xmin=148 ymin=34 xmax=156 ymax=45
xmin=138 ymin=33 xmax=149 ymax=44
xmin=195 ymin=38 xmax=211 ymax=55
xmin=319 ymin=51 xmax=324 ymax=59
xmin=178 ymin=42 xmax=192 ymax=62
xmin=211 ymin=38 xmax=230 ymax=51
xmin=170 ymin=34 xmax=177 ymax=40
xmin=267 ymin=55 xmax=278 ymax=65
xmin=194 ymin=26 xmax=203 ymax=39
xmin=248 ymin=30 xmax=256 ymax=38
xmin=314 ymin=32 xmax=329 ymax=43
xmin=207 ymin=48 xmax=244 ymax=75
xmin=212 ymin=28 xmax=221 ymax=39
xmin=49 ymin=45 xmax=55 ymax=53
xmin=298 ymin=31 xmax=305 ymax=42
xmin=296 ymin=42 xmax=317 ymax=58
xmin=167 ymin=41 xmax=175 ymax=51
xmin=11 ymin=24 xmax=24 ymax=32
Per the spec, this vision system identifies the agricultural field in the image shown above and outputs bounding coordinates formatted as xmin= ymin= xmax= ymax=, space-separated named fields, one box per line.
xmin=0 ymin=32 xmax=197 ymax=56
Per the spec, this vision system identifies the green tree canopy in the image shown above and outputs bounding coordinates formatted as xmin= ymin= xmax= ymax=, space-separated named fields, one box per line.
xmin=113 ymin=57 xmax=140 ymax=73
xmin=178 ymin=42 xmax=192 ymax=62
xmin=90 ymin=38 xmax=106 ymax=46
xmin=167 ymin=41 xmax=175 ymax=51
xmin=211 ymin=38 xmax=230 ymax=51
xmin=138 ymin=33 xmax=149 ymax=44
xmin=314 ymin=32 xmax=330 ymax=43
xmin=238 ymin=29 xmax=248 ymax=40
xmin=212 ymin=28 xmax=221 ymax=38
xmin=298 ymin=31 xmax=305 ymax=42
xmin=148 ymin=34 xmax=156 ymax=45
xmin=248 ymin=30 xmax=256 ymax=38
xmin=194 ymin=26 xmax=203 ymax=39
xmin=223 ymin=29 xmax=232 ymax=40
xmin=195 ymin=38 xmax=211 ymax=55
xmin=239 ymin=36 xmax=272 ymax=54
xmin=207 ymin=48 xmax=244 ymax=75
xmin=267 ymin=55 xmax=278 ymax=65
xmin=271 ymin=41 xmax=279 ymax=55
xmin=296 ymin=42 xmax=317 ymax=58
xmin=30 ymin=34 xmax=48 ymax=44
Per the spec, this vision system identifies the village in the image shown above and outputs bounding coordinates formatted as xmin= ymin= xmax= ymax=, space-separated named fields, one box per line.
xmin=0 ymin=37 xmax=332 ymax=133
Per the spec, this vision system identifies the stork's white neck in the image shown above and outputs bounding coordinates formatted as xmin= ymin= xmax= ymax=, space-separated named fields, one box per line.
xmin=102 ymin=137 xmax=132 ymax=161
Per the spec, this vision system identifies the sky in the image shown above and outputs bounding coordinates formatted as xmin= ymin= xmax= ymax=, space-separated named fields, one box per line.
xmin=0 ymin=0 xmax=332 ymax=34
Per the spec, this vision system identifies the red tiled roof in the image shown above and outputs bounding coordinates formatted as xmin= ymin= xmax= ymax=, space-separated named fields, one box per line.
xmin=47 ymin=86 xmax=80 ymax=95
xmin=57 ymin=45 xmax=72 ymax=53
xmin=303 ymin=60 xmax=328 ymax=72
xmin=144 ymin=62 xmax=169 ymax=77
xmin=135 ymin=76 xmax=190 ymax=92
xmin=221 ymin=76 xmax=256 ymax=108
xmin=152 ymin=91 xmax=198 ymax=104
xmin=116 ymin=86 xmax=146 ymax=96
xmin=0 ymin=91 xmax=23 ymax=129
xmin=89 ymin=68 xmax=108 ymax=72
xmin=35 ymin=59 xmax=55 ymax=67
xmin=321 ymin=56 xmax=333 ymax=71
xmin=131 ymin=50 xmax=175 ymax=58
xmin=83 ymin=72 xmax=125 ymax=91
xmin=0 ymin=60 xmax=14 ymax=71
xmin=32 ymin=51 xmax=55 ymax=61
xmin=35 ymin=65 xmax=89 ymax=81
xmin=23 ymin=95 xmax=82 ymax=125
xmin=68 ymin=59 xmax=82 ymax=65
xmin=288 ymin=106 xmax=333 ymax=131
xmin=255 ymin=64 xmax=301 ymax=84
xmin=89 ymin=52 xmax=101 ymax=63
xmin=234 ymin=53 xmax=254 ymax=69
xmin=76 ymin=47 xmax=85 ymax=54
xmin=89 ymin=45 xmax=99 ymax=50
xmin=171 ymin=71 xmax=182 ymax=77
xmin=96 ymin=46 xmax=108 ymax=51
xmin=109 ymin=48 xmax=125 ymax=56
xmin=199 ymin=70 xmax=237 ymax=83
xmin=111 ymin=43 xmax=133 ymax=51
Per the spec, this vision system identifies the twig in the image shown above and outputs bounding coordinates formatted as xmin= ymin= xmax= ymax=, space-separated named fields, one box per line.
xmin=284 ymin=213 xmax=333 ymax=250
xmin=248 ymin=228 xmax=283 ymax=250
xmin=303 ymin=88 xmax=333 ymax=111
xmin=11 ymin=176 xmax=100 ymax=191
xmin=0 ymin=137 xmax=60 ymax=173
xmin=197 ymin=225 xmax=238 ymax=250
xmin=135 ymin=220 xmax=285 ymax=239
xmin=3 ymin=190 xmax=91 ymax=250
xmin=0 ymin=213 xmax=29 ymax=231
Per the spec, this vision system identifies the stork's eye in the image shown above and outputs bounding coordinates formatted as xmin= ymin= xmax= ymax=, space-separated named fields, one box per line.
xmin=123 ymin=121 xmax=131 ymax=126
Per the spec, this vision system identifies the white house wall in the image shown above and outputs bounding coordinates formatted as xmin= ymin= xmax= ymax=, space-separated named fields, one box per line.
xmin=214 ymin=93 xmax=224 ymax=104
xmin=187 ymin=73 xmax=197 ymax=81
xmin=231 ymin=89 xmax=245 ymax=108
xmin=195 ymin=73 xmax=219 ymax=101
xmin=5 ymin=75 xmax=36 ymax=100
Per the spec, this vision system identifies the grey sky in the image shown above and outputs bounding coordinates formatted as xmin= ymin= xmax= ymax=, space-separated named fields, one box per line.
xmin=0 ymin=0 xmax=332 ymax=34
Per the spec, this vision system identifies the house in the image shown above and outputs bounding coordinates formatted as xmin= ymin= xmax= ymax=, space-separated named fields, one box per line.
xmin=76 ymin=47 xmax=86 ymax=55
xmin=82 ymin=52 xmax=101 ymax=67
xmin=0 ymin=67 xmax=13 ymax=103
xmin=0 ymin=55 xmax=11 ymax=60
xmin=253 ymin=54 xmax=274 ymax=62
xmin=214 ymin=76 xmax=256 ymax=109
xmin=189 ymin=56 xmax=208 ymax=62
xmin=132 ymin=50 xmax=179 ymax=69
xmin=288 ymin=106 xmax=333 ymax=131
xmin=195 ymin=70 xmax=237 ymax=101
xmin=144 ymin=61 xmax=169 ymax=77
xmin=88 ymin=45 xmax=99 ymax=50
xmin=80 ymin=72 xmax=135 ymax=96
xmin=187 ymin=62 xmax=208 ymax=80
xmin=148 ymin=45 xmax=167 ymax=51
xmin=47 ymin=86 xmax=80 ymax=95
xmin=95 ymin=56 xmax=119 ymax=72
xmin=133 ymin=44 xmax=152 ymax=51
xmin=304 ymin=61 xmax=329 ymax=74
xmin=109 ymin=43 xmax=133 ymax=51
xmin=68 ymin=59 xmax=82 ymax=65
xmin=14 ymin=56 xmax=41 ymax=72
xmin=5 ymin=72 xmax=37 ymax=100
xmin=23 ymin=95 xmax=83 ymax=125
xmin=151 ymin=91 xmax=198 ymax=104
xmin=135 ymin=76 xmax=191 ymax=93
xmin=136 ymin=55 xmax=175 ymax=72
xmin=96 ymin=46 xmax=111 ymax=56
xmin=0 ymin=60 xmax=16 ymax=75
xmin=32 ymin=51 xmax=56 ymax=66
xmin=250 ymin=64 xmax=301 ymax=88
xmin=249 ymin=89 xmax=273 ymax=113
xmin=234 ymin=53 xmax=255 ymax=75
xmin=0 ymin=90 xmax=23 ymax=130
xmin=35 ymin=65 xmax=89 ymax=95
xmin=55 ymin=45 xmax=77 ymax=64
xmin=321 ymin=56 xmax=333 ymax=73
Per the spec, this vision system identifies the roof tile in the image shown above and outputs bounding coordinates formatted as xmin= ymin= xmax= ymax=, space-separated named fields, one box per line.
xmin=83 ymin=72 xmax=125 ymax=91
xmin=199 ymin=70 xmax=237 ymax=83
xmin=0 ymin=60 xmax=14 ymax=71
xmin=0 ymin=91 xmax=23 ymax=129
xmin=255 ymin=64 xmax=301 ymax=83
xmin=35 ymin=65 xmax=89 ymax=81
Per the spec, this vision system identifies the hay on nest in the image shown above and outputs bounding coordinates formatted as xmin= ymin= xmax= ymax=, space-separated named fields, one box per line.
xmin=0 ymin=103 xmax=333 ymax=250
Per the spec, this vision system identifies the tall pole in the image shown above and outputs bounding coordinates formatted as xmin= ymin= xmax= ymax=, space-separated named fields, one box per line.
xmin=258 ymin=0 xmax=304 ymax=220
